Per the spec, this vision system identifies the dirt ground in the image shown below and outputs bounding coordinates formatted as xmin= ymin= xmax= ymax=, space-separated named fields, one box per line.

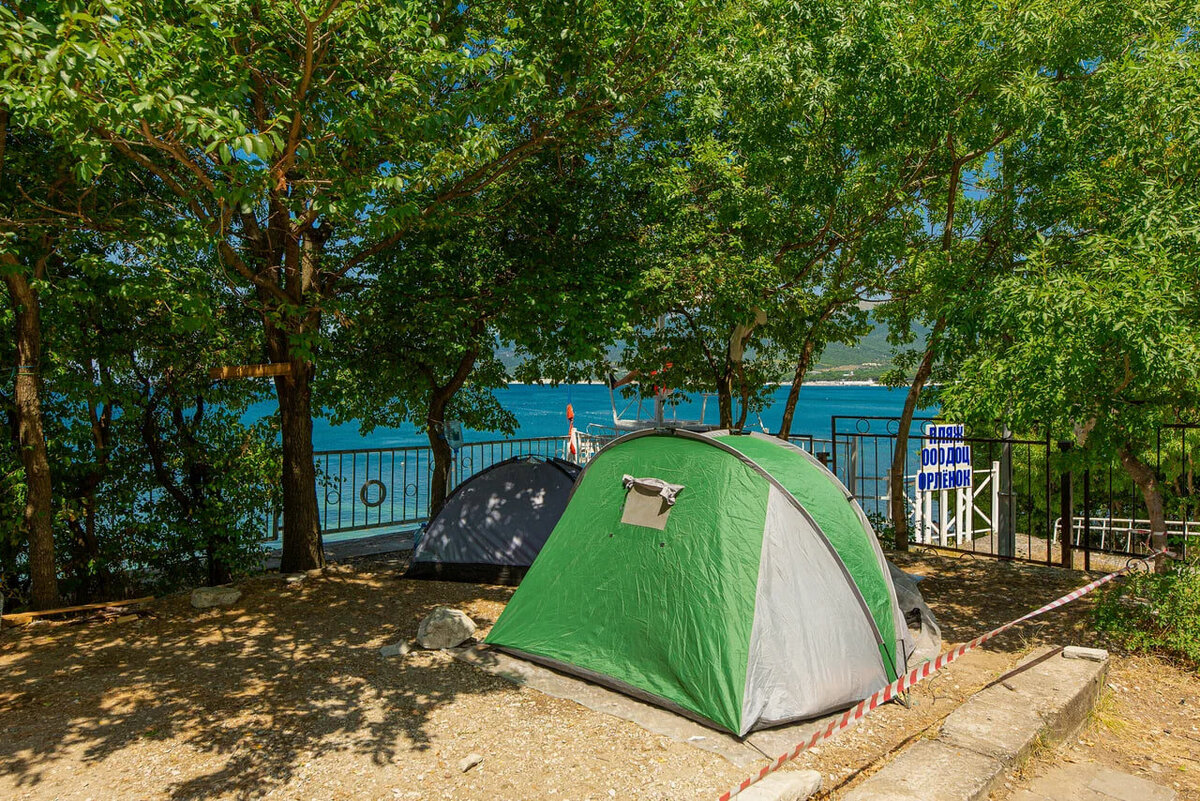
xmin=1 ymin=549 xmax=1196 ymax=801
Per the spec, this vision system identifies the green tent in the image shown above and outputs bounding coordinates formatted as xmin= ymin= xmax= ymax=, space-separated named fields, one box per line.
xmin=484 ymin=429 xmax=913 ymax=736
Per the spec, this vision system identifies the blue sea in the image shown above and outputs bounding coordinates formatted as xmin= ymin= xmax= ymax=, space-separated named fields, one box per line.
xmin=248 ymin=383 xmax=914 ymax=451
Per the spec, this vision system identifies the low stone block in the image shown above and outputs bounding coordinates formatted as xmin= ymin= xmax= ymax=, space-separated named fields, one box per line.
xmin=1063 ymin=645 xmax=1109 ymax=662
xmin=1000 ymin=648 xmax=1108 ymax=743
xmin=190 ymin=586 xmax=242 ymax=609
xmin=938 ymin=684 xmax=1046 ymax=765
xmin=736 ymin=769 xmax=821 ymax=801
xmin=841 ymin=740 xmax=1003 ymax=801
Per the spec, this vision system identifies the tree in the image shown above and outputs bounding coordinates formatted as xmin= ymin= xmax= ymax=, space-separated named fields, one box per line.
xmin=8 ymin=0 xmax=708 ymax=571
xmin=329 ymin=150 xmax=645 ymax=512
xmin=939 ymin=22 xmax=1200 ymax=569
xmin=618 ymin=0 xmax=974 ymax=432
xmin=866 ymin=0 xmax=1183 ymax=549
xmin=0 ymin=110 xmax=104 ymax=608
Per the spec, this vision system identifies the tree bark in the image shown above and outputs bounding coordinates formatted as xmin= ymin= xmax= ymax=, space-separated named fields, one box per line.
xmin=274 ymin=358 xmax=324 ymax=573
xmin=715 ymin=373 xmax=734 ymax=430
xmin=1119 ymin=444 xmax=1169 ymax=573
xmin=423 ymin=343 xmax=482 ymax=517
xmin=735 ymin=384 xmax=750 ymax=431
xmin=426 ymin=403 xmax=455 ymax=517
xmin=888 ymin=324 xmax=942 ymax=551
xmin=777 ymin=337 xmax=819 ymax=439
xmin=4 ymin=270 xmax=60 ymax=609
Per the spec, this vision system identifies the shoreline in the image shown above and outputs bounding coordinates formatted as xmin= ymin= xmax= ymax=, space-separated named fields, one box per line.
xmin=502 ymin=380 xmax=884 ymax=388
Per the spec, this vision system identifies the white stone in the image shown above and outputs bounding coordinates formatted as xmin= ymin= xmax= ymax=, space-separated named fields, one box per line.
xmin=417 ymin=606 xmax=476 ymax=649
xmin=190 ymin=586 xmax=242 ymax=609
xmin=458 ymin=753 xmax=483 ymax=773
xmin=736 ymin=770 xmax=822 ymax=801
xmin=1063 ymin=646 xmax=1109 ymax=662
xmin=380 ymin=642 xmax=411 ymax=658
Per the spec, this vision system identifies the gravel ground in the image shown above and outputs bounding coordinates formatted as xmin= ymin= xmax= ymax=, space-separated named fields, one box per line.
xmin=1 ymin=549 xmax=1191 ymax=800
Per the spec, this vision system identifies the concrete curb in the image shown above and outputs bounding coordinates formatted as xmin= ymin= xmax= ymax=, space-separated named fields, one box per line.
xmin=841 ymin=646 xmax=1109 ymax=801
xmin=736 ymin=770 xmax=823 ymax=801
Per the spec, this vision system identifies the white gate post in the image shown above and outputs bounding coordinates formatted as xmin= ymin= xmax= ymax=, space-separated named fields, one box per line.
xmin=956 ymin=485 xmax=969 ymax=545
xmin=990 ymin=460 xmax=1001 ymax=538
xmin=938 ymin=487 xmax=948 ymax=546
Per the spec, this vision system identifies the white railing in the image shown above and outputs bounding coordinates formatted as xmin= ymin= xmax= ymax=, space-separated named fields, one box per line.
xmin=1051 ymin=516 xmax=1199 ymax=557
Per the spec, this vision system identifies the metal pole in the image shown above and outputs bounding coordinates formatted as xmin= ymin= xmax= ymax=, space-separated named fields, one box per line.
xmin=1059 ymin=440 xmax=1073 ymax=569
xmin=998 ymin=426 xmax=1015 ymax=558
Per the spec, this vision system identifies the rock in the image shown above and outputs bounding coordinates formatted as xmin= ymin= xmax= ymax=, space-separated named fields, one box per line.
xmin=417 ymin=606 xmax=476 ymax=649
xmin=380 ymin=642 xmax=411 ymax=658
xmin=190 ymin=586 xmax=241 ymax=609
xmin=458 ymin=753 xmax=483 ymax=773
xmin=284 ymin=574 xmax=305 ymax=584
xmin=1063 ymin=645 xmax=1109 ymax=662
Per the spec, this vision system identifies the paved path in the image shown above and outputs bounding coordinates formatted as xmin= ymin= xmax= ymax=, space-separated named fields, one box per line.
xmin=1007 ymin=762 xmax=1176 ymax=801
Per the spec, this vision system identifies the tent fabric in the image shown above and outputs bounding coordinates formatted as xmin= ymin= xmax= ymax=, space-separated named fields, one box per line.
xmin=405 ymin=455 xmax=580 ymax=585
xmin=485 ymin=429 xmax=913 ymax=736
xmin=888 ymin=561 xmax=942 ymax=665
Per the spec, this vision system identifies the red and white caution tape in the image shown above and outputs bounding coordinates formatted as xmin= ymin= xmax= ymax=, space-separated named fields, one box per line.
xmin=717 ymin=552 xmax=1163 ymax=801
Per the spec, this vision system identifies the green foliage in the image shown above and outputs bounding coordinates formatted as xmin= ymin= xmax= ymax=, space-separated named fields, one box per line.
xmin=1094 ymin=560 xmax=1200 ymax=669
xmin=940 ymin=21 xmax=1200 ymax=461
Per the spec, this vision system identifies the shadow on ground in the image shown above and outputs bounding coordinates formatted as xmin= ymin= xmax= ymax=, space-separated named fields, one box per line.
xmin=0 ymin=555 xmax=513 ymax=800
xmin=0 ymin=549 xmax=1125 ymax=801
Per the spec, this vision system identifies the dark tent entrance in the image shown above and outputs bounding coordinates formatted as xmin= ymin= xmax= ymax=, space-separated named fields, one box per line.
xmin=405 ymin=455 xmax=581 ymax=585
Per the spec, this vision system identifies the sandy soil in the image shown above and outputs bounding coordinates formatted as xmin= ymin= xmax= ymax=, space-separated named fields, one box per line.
xmin=0 ymin=549 xmax=1194 ymax=801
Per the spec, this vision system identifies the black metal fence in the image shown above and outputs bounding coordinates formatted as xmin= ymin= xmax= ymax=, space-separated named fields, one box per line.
xmin=268 ymin=436 xmax=572 ymax=541
xmin=280 ymin=430 xmax=839 ymax=542
xmin=829 ymin=415 xmax=1200 ymax=567
xmin=277 ymin=417 xmax=1199 ymax=566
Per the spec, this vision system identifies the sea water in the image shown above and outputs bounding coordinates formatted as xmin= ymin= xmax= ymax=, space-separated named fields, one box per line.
xmin=248 ymin=383 xmax=916 ymax=451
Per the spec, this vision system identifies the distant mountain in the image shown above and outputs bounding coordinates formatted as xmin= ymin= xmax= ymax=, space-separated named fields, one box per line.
xmin=496 ymin=318 xmax=926 ymax=383
xmin=810 ymin=319 xmax=927 ymax=382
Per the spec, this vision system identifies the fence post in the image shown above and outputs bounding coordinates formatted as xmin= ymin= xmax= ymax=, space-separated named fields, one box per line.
xmin=848 ymin=437 xmax=859 ymax=500
xmin=998 ymin=426 xmax=1015 ymax=558
xmin=1083 ymin=468 xmax=1091 ymax=572
xmin=1059 ymin=440 xmax=1073 ymax=569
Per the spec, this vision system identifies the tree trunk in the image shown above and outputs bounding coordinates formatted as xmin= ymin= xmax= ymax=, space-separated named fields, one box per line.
xmin=4 ymin=271 xmax=60 ymax=609
xmin=888 ymin=340 xmax=939 ymax=552
xmin=735 ymin=384 xmax=750 ymax=431
xmin=777 ymin=337 xmax=818 ymax=439
xmin=1119 ymin=444 xmax=1169 ymax=572
xmin=274 ymin=359 xmax=324 ymax=573
xmin=716 ymin=373 xmax=734 ymax=429
xmin=427 ymin=410 xmax=455 ymax=518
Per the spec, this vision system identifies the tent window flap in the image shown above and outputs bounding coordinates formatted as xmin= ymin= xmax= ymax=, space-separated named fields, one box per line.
xmin=620 ymin=475 xmax=684 ymax=530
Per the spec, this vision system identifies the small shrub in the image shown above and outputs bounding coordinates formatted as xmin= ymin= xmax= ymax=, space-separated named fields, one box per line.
xmin=1093 ymin=559 xmax=1200 ymax=669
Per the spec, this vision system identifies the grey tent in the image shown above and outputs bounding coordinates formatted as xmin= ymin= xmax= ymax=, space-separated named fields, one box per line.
xmin=405 ymin=455 xmax=581 ymax=585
